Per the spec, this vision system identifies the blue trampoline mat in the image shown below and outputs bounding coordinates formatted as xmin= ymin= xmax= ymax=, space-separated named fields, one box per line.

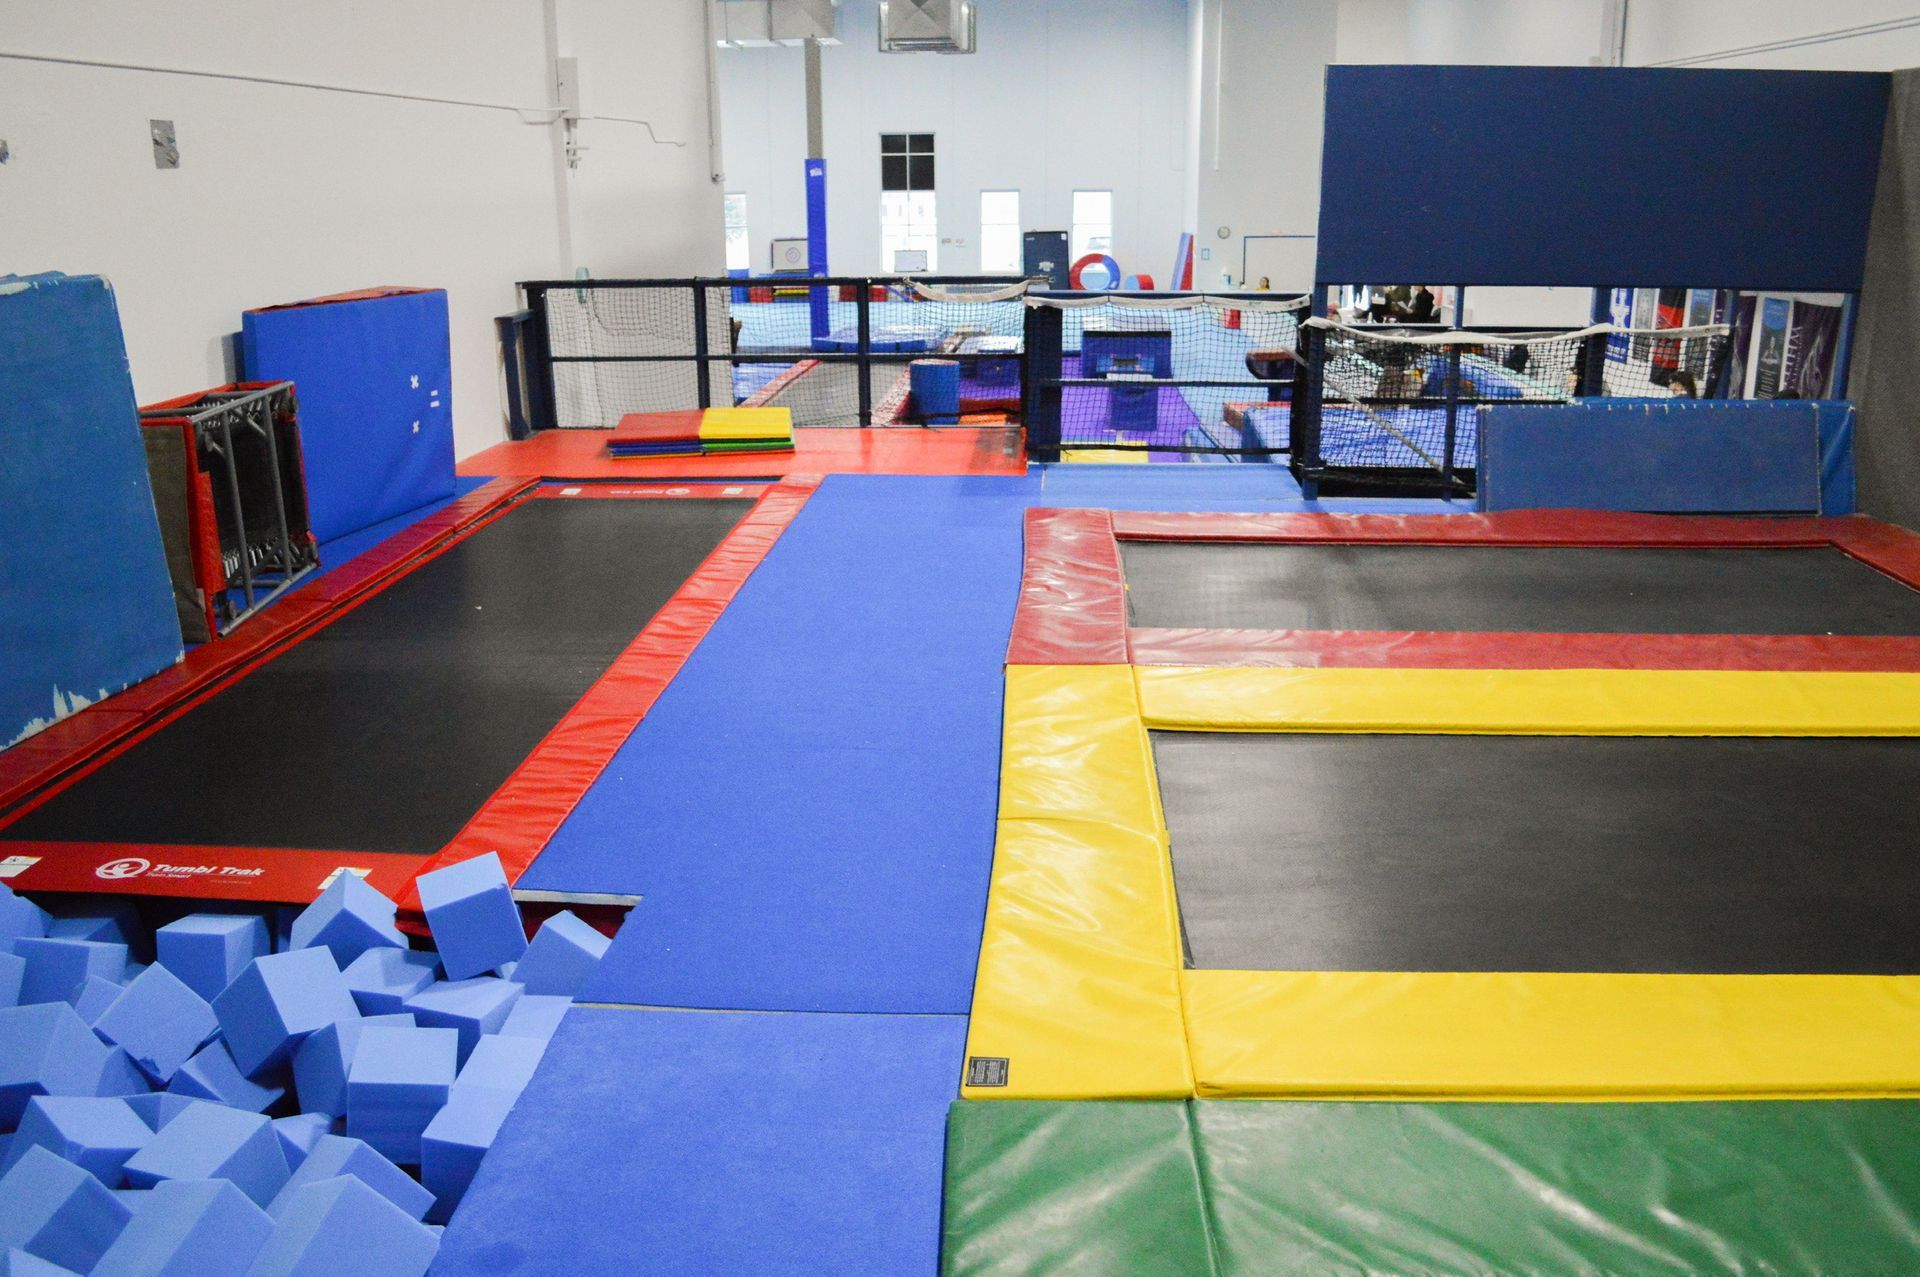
xmin=520 ymin=473 xmax=1457 ymax=1014
xmin=434 ymin=1006 xmax=966 ymax=1277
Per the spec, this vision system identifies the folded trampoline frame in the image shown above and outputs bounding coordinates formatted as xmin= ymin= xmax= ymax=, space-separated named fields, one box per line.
xmin=962 ymin=508 xmax=1920 ymax=1103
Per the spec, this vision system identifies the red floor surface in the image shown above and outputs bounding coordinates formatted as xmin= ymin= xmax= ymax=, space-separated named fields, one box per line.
xmin=458 ymin=427 xmax=1027 ymax=480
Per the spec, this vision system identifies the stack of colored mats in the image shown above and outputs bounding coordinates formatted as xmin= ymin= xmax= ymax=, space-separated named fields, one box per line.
xmin=607 ymin=408 xmax=795 ymax=459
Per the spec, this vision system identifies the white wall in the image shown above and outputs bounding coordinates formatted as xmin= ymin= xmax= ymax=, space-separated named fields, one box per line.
xmin=1189 ymin=0 xmax=1338 ymax=291
xmin=1627 ymin=2 xmax=1920 ymax=70
xmin=0 ymin=0 xmax=723 ymax=460
xmin=716 ymin=0 xmax=1190 ymax=279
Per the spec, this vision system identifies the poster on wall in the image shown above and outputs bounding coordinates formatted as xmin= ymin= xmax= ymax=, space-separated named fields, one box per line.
xmin=1782 ymin=299 xmax=1844 ymax=398
xmin=1605 ymin=287 xmax=1632 ymax=366
xmin=1750 ymin=296 xmax=1792 ymax=398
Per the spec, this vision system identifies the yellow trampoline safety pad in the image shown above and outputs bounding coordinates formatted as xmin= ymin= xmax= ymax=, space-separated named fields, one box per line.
xmin=959 ymin=663 xmax=1920 ymax=1101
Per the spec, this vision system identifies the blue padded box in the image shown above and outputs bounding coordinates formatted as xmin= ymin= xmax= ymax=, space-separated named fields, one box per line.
xmin=340 ymin=949 xmax=438 ymax=1017
xmin=240 ymin=288 xmax=455 ymax=544
xmin=93 ymin=966 xmax=217 ymax=1085
xmin=0 ymin=1144 xmax=131 ymax=1272
xmin=0 ymin=273 xmax=182 ymax=750
xmin=419 ymin=1087 xmax=515 ymax=1223
xmin=512 ymin=911 xmax=610 ymax=998
xmin=70 ymin=976 xmax=120 ymax=1025
xmin=414 ymin=854 xmax=526 ymax=980
xmin=270 ymin=1115 xmax=332 ymax=1172
xmin=344 ymin=1026 xmax=456 ymax=1165
xmin=16 ymin=938 xmax=128 ymax=1006
xmin=0 ymin=955 xmax=26 ymax=1010
xmin=124 ymin=1094 xmax=199 ymax=1133
xmin=0 ymin=887 xmax=50 ymax=953
xmin=269 ymin=1135 xmax=431 ymax=1222
xmin=122 ymin=1103 xmax=289 ymax=1209
xmin=46 ymin=902 xmax=143 ymax=956
xmin=155 ymin=916 xmax=270 ymax=1002
xmin=6 ymin=1097 xmax=151 ymax=1186
xmin=0 ymin=1003 xmax=111 ymax=1129
xmin=288 ymin=876 xmax=404 ymax=969
xmin=211 ymin=949 xmax=358 ymax=1077
xmin=291 ymin=1013 xmax=412 ymax=1119
xmin=92 ymin=1049 xmax=153 ymax=1100
xmin=401 ymin=977 xmax=521 ymax=1064
xmin=496 ymin=994 xmax=569 ymax=1043
xmin=244 ymin=1175 xmax=437 ymax=1277
xmin=91 ymin=1178 xmax=272 ymax=1277
xmin=167 ymin=1041 xmax=283 ymax=1114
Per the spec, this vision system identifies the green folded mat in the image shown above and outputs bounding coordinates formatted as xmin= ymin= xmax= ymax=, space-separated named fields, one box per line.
xmin=942 ymin=1098 xmax=1920 ymax=1276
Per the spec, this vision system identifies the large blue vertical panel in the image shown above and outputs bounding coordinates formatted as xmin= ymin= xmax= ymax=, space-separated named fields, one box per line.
xmin=241 ymin=289 xmax=456 ymax=543
xmin=1316 ymin=66 xmax=1889 ymax=289
xmin=806 ymin=158 xmax=831 ymax=343
xmin=0 ymin=273 xmax=181 ymax=747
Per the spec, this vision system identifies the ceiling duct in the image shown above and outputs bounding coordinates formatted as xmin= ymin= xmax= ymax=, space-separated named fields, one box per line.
xmin=879 ymin=0 xmax=976 ymax=53
xmin=717 ymin=0 xmax=840 ymax=49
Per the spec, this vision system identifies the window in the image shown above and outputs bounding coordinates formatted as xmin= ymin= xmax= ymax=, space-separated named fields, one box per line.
xmin=881 ymin=134 xmax=937 ymax=270
xmin=881 ymin=133 xmax=935 ymax=192
xmin=723 ymin=193 xmax=749 ymax=272
xmin=979 ymin=190 xmax=1020 ymax=273
xmin=881 ymin=191 xmax=938 ymax=272
xmin=1071 ymin=190 xmax=1113 ymax=260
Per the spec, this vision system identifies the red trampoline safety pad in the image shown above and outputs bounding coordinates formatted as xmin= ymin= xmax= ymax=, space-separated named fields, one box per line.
xmin=0 ymin=478 xmax=814 ymax=907
xmin=1009 ymin=508 xmax=1920 ymax=672
xmin=458 ymin=426 xmax=1027 ymax=481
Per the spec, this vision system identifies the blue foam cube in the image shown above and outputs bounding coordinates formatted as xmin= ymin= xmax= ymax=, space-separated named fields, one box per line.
xmin=1 ymin=1246 xmax=82 ymax=1275
xmin=343 ymin=1026 xmax=455 ymax=1165
xmin=340 ymin=948 xmax=438 ymax=1017
xmin=212 ymin=948 xmax=358 ymax=1077
xmin=402 ymin=977 xmax=521 ymax=1064
xmin=124 ymin=1095 xmax=199 ymax=1133
xmin=419 ymin=1087 xmax=516 ymax=1223
xmin=0 ymin=885 xmax=51 ymax=953
xmin=15 ymin=938 xmax=127 ymax=1006
xmin=414 ymin=854 xmax=525 ymax=980
xmin=289 ymin=877 xmax=404 ymax=969
xmin=94 ymin=966 xmax=217 ymax=1086
xmin=269 ymin=1115 xmax=332 ymax=1171
xmin=5 ymin=1097 xmax=152 ymax=1186
xmin=511 ymin=910 xmax=610 ymax=997
xmin=46 ymin=902 xmax=143 ymax=957
xmin=122 ymin=1103 xmax=289 ymax=1209
xmin=91 ymin=1178 xmax=272 ymax=1277
xmin=269 ymin=1135 xmax=431 ymax=1222
xmin=270 ymin=908 xmax=299 ymax=956
xmin=167 ymin=1041 xmax=284 ymax=1114
xmin=0 ymin=954 xmax=24 ymax=1008
xmin=0 ymin=1003 xmax=110 ymax=1129
xmin=92 ymin=1048 xmax=154 ymax=1099
xmin=291 ymin=1014 xmax=410 ymax=1119
xmin=69 ymin=975 xmax=120 ymax=1024
xmin=155 ymin=915 xmax=269 ymax=1002
xmin=496 ymin=993 xmax=569 ymax=1043
xmin=451 ymin=1034 xmax=544 ymax=1102
xmin=243 ymin=1175 xmax=437 ymax=1277
xmin=0 ymin=1144 xmax=131 ymax=1272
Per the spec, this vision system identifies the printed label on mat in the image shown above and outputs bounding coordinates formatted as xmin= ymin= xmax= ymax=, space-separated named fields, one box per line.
xmin=0 ymin=855 xmax=41 ymax=879
xmin=318 ymin=866 xmax=373 ymax=890
xmin=967 ymin=1057 xmax=1010 ymax=1087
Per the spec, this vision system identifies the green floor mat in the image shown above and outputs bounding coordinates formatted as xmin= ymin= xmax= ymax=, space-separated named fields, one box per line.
xmin=943 ymin=1099 xmax=1920 ymax=1276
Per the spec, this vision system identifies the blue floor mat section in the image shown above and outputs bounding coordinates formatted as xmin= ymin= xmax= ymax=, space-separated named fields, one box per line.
xmin=432 ymin=1006 xmax=966 ymax=1277
xmin=521 ymin=473 xmax=1457 ymax=1014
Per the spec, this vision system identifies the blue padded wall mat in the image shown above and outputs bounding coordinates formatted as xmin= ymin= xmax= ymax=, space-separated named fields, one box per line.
xmin=1478 ymin=399 xmax=1825 ymax=514
xmin=433 ymin=1006 xmax=966 ymax=1277
xmin=521 ymin=474 xmax=1453 ymax=1014
xmin=241 ymin=289 xmax=456 ymax=543
xmin=0 ymin=272 xmax=181 ymax=748
xmin=1316 ymin=66 xmax=1888 ymax=290
xmin=309 ymin=474 xmax=494 ymax=580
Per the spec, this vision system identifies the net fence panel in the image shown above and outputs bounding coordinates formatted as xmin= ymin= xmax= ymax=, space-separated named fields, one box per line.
xmin=1030 ymin=295 xmax=1307 ymax=457
xmin=1300 ymin=320 xmax=1733 ymax=492
xmin=543 ymin=285 xmax=730 ymax=428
